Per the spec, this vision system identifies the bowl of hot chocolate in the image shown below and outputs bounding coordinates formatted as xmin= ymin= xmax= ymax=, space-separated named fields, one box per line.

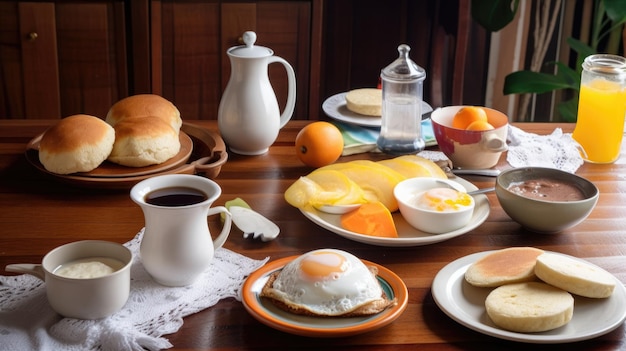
xmin=495 ymin=167 xmax=599 ymax=233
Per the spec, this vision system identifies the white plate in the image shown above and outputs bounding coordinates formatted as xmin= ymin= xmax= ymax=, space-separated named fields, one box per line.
xmin=241 ymin=256 xmax=408 ymax=337
xmin=432 ymin=251 xmax=626 ymax=343
xmin=322 ymin=92 xmax=433 ymax=127
xmin=301 ymin=178 xmax=489 ymax=247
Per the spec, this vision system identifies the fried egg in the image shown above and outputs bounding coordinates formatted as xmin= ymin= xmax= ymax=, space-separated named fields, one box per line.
xmin=415 ymin=187 xmax=473 ymax=212
xmin=260 ymin=249 xmax=393 ymax=316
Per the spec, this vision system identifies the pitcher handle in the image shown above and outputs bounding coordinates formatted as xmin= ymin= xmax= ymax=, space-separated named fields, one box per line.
xmin=207 ymin=206 xmax=232 ymax=250
xmin=268 ymin=56 xmax=296 ymax=128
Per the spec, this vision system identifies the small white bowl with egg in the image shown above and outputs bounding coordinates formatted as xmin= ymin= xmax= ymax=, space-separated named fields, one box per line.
xmin=394 ymin=177 xmax=475 ymax=234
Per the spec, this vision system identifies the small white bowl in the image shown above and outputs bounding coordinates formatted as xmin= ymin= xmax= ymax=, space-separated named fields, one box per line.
xmin=5 ymin=240 xmax=132 ymax=319
xmin=394 ymin=177 xmax=475 ymax=234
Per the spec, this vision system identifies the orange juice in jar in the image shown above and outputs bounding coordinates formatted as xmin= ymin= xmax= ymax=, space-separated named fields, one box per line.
xmin=572 ymin=54 xmax=626 ymax=163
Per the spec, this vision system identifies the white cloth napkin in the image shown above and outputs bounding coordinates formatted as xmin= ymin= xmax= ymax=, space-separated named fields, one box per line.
xmin=0 ymin=230 xmax=269 ymax=351
xmin=506 ymin=125 xmax=584 ymax=173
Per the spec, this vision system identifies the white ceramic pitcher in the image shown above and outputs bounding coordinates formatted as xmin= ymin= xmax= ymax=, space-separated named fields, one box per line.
xmin=130 ymin=174 xmax=232 ymax=287
xmin=218 ymin=31 xmax=296 ymax=155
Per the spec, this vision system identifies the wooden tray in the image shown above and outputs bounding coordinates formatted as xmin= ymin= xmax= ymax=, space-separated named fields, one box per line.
xmin=25 ymin=122 xmax=228 ymax=189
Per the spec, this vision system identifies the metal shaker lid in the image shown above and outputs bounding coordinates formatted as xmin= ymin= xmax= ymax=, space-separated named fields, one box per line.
xmin=381 ymin=44 xmax=425 ymax=81
xmin=227 ymin=31 xmax=274 ymax=58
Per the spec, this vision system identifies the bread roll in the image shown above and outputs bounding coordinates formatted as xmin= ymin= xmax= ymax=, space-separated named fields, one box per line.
xmin=465 ymin=247 xmax=544 ymax=287
xmin=535 ymin=253 xmax=616 ymax=298
xmin=106 ymin=94 xmax=182 ymax=133
xmin=345 ymin=88 xmax=382 ymax=116
xmin=39 ymin=115 xmax=115 ymax=174
xmin=485 ymin=282 xmax=574 ymax=333
xmin=107 ymin=117 xmax=180 ymax=167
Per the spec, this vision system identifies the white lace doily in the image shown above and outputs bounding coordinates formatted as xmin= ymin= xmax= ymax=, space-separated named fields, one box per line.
xmin=506 ymin=125 xmax=584 ymax=173
xmin=0 ymin=230 xmax=269 ymax=351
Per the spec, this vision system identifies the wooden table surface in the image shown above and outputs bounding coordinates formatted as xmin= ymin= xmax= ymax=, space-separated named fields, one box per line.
xmin=1 ymin=120 xmax=625 ymax=350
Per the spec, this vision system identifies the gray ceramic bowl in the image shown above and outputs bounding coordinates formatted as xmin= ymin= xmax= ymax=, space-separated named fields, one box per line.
xmin=495 ymin=167 xmax=599 ymax=233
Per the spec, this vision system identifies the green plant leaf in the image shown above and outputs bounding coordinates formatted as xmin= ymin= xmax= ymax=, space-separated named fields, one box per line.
xmin=471 ymin=0 xmax=520 ymax=32
xmin=567 ymin=37 xmax=596 ymax=58
xmin=553 ymin=62 xmax=581 ymax=90
xmin=557 ymin=98 xmax=579 ymax=122
xmin=503 ymin=71 xmax=575 ymax=94
xmin=604 ymin=0 xmax=626 ymax=23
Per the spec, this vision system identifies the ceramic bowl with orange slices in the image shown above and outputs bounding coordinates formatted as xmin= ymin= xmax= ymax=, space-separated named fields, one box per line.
xmin=431 ymin=106 xmax=509 ymax=169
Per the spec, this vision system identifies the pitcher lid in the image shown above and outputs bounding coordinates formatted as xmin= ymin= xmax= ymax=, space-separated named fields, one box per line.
xmin=227 ymin=31 xmax=274 ymax=58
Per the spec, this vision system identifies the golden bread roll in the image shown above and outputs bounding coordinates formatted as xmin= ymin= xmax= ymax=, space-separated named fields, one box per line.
xmin=39 ymin=114 xmax=115 ymax=174
xmin=485 ymin=282 xmax=574 ymax=333
xmin=106 ymin=94 xmax=182 ymax=133
xmin=345 ymin=88 xmax=382 ymax=116
xmin=107 ymin=117 xmax=180 ymax=167
xmin=534 ymin=253 xmax=616 ymax=298
xmin=465 ymin=247 xmax=545 ymax=287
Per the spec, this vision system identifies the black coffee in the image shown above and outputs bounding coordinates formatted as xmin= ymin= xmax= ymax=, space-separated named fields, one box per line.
xmin=145 ymin=186 xmax=208 ymax=207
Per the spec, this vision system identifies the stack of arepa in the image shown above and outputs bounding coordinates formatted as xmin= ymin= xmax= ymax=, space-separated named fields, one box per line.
xmin=464 ymin=247 xmax=617 ymax=333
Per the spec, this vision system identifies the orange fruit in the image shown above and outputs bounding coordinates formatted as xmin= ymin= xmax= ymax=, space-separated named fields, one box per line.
xmin=295 ymin=121 xmax=344 ymax=167
xmin=452 ymin=106 xmax=488 ymax=129
xmin=466 ymin=120 xmax=495 ymax=131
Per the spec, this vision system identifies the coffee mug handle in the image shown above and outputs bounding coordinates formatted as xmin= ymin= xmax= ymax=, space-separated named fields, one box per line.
xmin=207 ymin=206 xmax=232 ymax=250
xmin=482 ymin=133 xmax=508 ymax=152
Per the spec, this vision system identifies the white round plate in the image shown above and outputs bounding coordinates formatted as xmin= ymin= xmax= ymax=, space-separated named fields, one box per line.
xmin=322 ymin=92 xmax=433 ymax=127
xmin=301 ymin=178 xmax=489 ymax=247
xmin=432 ymin=250 xmax=626 ymax=343
xmin=241 ymin=256 xmax=408 ymax=337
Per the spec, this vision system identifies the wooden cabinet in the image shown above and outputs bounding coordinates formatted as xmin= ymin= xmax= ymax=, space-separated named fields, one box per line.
xmin=1 ymin=0 xmax=321 ymax=120
xmin=321 ymin=0 xmax=488 ymax=110
xmin=142 ymin=0 xmax=321 ymax=120
xmin=0 ymin=1 xmax=128 ymax=119
xmin=0 ymin=0 xmax=481 ymax=120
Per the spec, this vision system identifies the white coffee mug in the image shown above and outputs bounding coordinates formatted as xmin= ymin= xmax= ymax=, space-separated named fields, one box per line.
xmin=130 ymin=174 xmax=232 ymax=287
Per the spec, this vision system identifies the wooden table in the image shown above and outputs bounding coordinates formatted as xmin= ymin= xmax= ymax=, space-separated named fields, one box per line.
xmin=1 ymin=120 xmax=624 ymax=350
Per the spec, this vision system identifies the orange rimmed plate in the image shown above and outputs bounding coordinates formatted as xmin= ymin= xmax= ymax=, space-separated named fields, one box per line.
xmin=241 ymin=255 xmax=408 ymax=337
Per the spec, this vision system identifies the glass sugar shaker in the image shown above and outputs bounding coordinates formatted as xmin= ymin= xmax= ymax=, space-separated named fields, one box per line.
xmin=377 ymin=44 xmax=426 ymax=155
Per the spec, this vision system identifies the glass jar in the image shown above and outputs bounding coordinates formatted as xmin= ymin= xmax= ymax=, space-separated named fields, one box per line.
xmin=572 ymin=54 xmax=626 ymax=163
xmin=376 ymin=44 xmax=426 ymax=155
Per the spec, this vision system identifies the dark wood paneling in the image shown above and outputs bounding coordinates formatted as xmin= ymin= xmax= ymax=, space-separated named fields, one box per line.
xmin=19 ymin=2 xmax=60 ymax=119
xmin=321 ymin=0 xmax=488 ymax=110
xmin=156 ymin=1 xmax=313 ymax=120
xmin=56 ymin=2 xmax=128 ymax=119
xmin=0 ymin=1 xmax=127 ymax=120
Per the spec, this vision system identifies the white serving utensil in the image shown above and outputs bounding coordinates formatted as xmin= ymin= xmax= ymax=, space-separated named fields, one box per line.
xmin=435 ymin=179 xmax=494 ymax=196
xmin=230 ymin=206 xmax=280 ymax=242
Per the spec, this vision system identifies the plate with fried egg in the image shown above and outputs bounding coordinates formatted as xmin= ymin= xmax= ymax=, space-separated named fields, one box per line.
xmin=241 ymin=249 xmax=408 ymax=337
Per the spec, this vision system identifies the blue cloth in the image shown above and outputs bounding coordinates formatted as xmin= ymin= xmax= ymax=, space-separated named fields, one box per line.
xmin=331 ymin=119 xmax=436 ymax=155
